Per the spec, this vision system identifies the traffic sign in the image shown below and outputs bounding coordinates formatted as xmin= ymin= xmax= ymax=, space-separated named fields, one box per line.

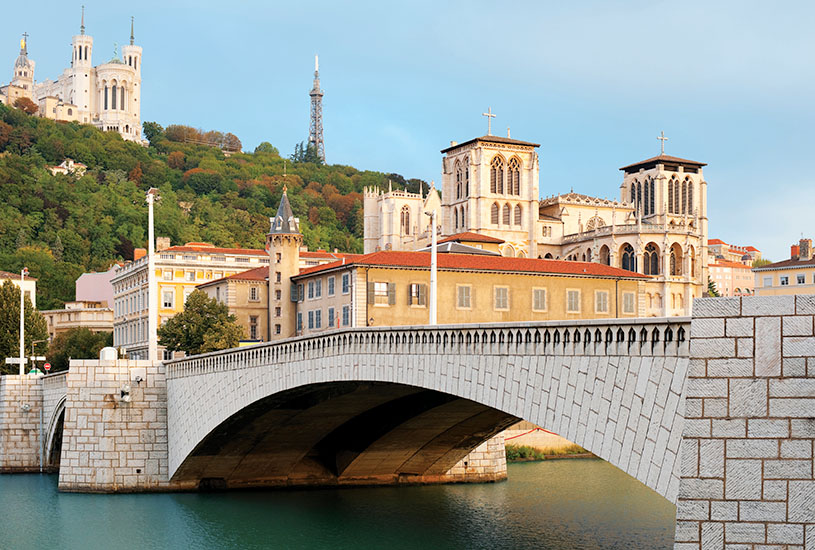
xmin=30 ymin=356 xmax=46 ymax=362
xmin=5 ymin=357 xmax=27 ymax=365
xmin=44 ymin=363 xmax=51 ymax=372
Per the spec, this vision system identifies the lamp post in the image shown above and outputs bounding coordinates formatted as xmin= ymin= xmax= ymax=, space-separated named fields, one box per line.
xmin=424 ymin=211 xmax=437 ymax=325
xmin=19 ymin=267 xmax=28 ymax=375
xmin=146 ymin=188 xmax=159 ymax=362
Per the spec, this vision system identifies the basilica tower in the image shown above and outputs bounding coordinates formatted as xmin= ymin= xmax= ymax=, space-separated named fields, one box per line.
xmin=70 ymin=7 xmax=94 ymax=116
xmin=267 ymin=189 xmax=302 ymax=339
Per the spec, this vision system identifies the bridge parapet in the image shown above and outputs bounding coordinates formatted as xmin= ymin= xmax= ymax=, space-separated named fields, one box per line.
xmin=167 ymin=317 xmax=690 ymax=380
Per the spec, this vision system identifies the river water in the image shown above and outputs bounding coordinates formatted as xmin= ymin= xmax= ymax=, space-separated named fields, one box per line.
xmin=0 ymin=459 xmax=675 ymax=550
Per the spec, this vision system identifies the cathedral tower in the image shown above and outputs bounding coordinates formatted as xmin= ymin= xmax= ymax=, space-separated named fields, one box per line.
xmin=440 ymin=134 xmax=540 ymax=257
xmin=10 ymin=33 xmax=34 ymax=92
xmin=70 ymin=7 xmax=94 ymax=115
xmin=120 ymin=16 xmax=143 ymax=138
xmin=267 ymin=188 xmax=302 ymax=339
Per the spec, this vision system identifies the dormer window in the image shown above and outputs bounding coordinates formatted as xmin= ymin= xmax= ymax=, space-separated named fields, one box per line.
xmin=276 ymin=217 xmax=282 ymax=230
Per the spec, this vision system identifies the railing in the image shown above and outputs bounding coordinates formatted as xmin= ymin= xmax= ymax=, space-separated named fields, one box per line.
xmin=166 ymin=318 xmax=690 ymax=380
xmin=560 ymin=224 xmax=698 ymax=245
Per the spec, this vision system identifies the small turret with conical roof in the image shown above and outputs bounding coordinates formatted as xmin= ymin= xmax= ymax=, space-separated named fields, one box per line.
xmin=267 ymin=186 xmax=303 ymax=339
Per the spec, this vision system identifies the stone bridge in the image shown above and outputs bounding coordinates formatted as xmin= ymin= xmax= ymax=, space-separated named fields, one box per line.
xmin=3 ymin=295 xmax=815 ymax=549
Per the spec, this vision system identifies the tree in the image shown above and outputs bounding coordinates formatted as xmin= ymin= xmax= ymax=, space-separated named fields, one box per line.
xmin=707 ymin=276 xmax=721 ymax=297
xmin=290 ymin=141 xmax=323 ymax=165
xmin=142 ymin=121 xmax=165 ymax=146
xmin=0 ymin=281 xmax=48 ymax=375
xmin=15 ymin=228 xmax=26 ymax=249
xmin=13 ymin=97 xmax=38 ymax=115
xmin=52 ymin=235 xmax=64 ymax=262
xmin=46 ymin=327 xmax=112 ymax=372
xmin=167 ymin=151 xmax=185 ymax=170
xmin=254 ymin=141 xmax=279 ymax=156
xmin=752 ymin=258 xmax=772 ymax=268
xmin=157 ymin=290 xmax=243 ymax=355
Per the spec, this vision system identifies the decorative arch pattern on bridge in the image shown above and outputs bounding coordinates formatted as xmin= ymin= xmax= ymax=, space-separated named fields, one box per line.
xmin=167 ymin=319 xmax=690 ymax=502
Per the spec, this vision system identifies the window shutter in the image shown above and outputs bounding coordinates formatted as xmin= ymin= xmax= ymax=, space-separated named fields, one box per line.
xmin=407 ymin=285 xmax=413 ymax=306
xmin=388 ymin=283 xmax=396 ymax=305
xmin=471 ymin=288 xmax=475 ymax=309
xmin=419 ymin=284 xmax=427 ymax=306
xmin=367 ymin=282 xmax=375 ymax=304
xmin=290 ymin=283 xmax=298 ymax=302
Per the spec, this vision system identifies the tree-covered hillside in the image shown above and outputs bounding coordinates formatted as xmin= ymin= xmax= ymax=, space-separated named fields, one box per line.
xmin=0 ymin=104 xmax=427 ymax=309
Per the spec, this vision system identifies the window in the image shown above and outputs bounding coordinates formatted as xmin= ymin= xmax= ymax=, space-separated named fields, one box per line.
xmin=370 ymin=282 xmax=394 ymax=305
xmin=185 ymin=271 xmax=195 ymax=282
xmin=623 ymin=292 xmax=635 ymax=314
xmin=408 ymin=283 xmax=427 ymax=306
xmin=275 ymin=324 xmax=281 ymax=335
xmin=490 ymin=156 xmax=504 ymax=194
xmin=315 ymin=279 xmax=322 ymax=298
xmin=457 ymin=285 xmax=471 ymax=309
xmin=644 ymin=244 xmax=659 ymax=276
xmin=183 ymin=255 xmax=198 ymax=261
xmin=249 ymin=316 xmax=258 ymax=339
xmin=275 ymin=271 xmax=281 ymax=283
xmin=328 ymin=276 xmax=335 ymax=296
xmin=315 ymin=309 xmax=322 ymax=329
xmin=491 ymin=203 xmax=500 ymax=225
xmin=503 ymin=204 xmax=511 ymax=225
xmin=216 ymin=287 xmax=221 ymax=302
xmin=514 ymin=204 xmax=522 ymax=226
xmin=275 ymin=289 xmax=281 ymax=300
xmin=595 ymin=291 xmax=609 ymax=313
xmin=275 ymin=253 xmax=282 ymax=263
xmin=798 ymin=274 xmax=806 ymax=285
xmin=162 ymin=290 xmax=174 ymax=309
xmin=308 ymin=281 xmax=315 ymax=299
xmin=328 ymin=307 xmax=335 ymax=327
xmin=308 ymin=310 xmax=314 ymax=330
xmin=297 ymin=312 xmax=302 ymax=332
xmin=213 ymin=256 xmax=226 ymax=262
xmin=236 ymin=258 xmax=250 ymax=263
xmin=780 ymin=276 xmax=789 ymax=286
xmin=494 ymin=286 xmax=509 ymax=310
xmin=566 ymin=290 xmax=581 ymax=313
xmin=508 ymin=157 xmax=521 ymax=195
xmin=342 ymin=273 xmax=351 ymax=294
xmin=163 ymin=270 xmax=173 ymax=281
xmin=275 ymin=306 xmax=281 ymax=317
xmin=532 ymin=288 xmax=547 ymax=311
xmin=400 ymin=206 xmax=410 ymax=235
xmin=249 ymin=286 xmax=259 ymax=301
xmin=342 ymin=305 xmax=351 ymax=326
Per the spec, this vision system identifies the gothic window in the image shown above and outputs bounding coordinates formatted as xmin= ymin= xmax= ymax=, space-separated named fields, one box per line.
xmin=668 ymin=179 xmax=675 ymax=213
xmin=670 ymin=253 xmax=676 ymax=276
xmin=464 ymin=164 xmax=469 ymax=196
xmin=636 ymin=182 xmax=642 ymax=214
xmin=630 ymin=181 xmax=637 ymax=205
xmin=585 ymin=216 xmax=605 ymax=231
xmin=112 ymin=84 xmax=118 ymax=110
xmin=503 ymin=203 xmax=511 ymax=225
xmin=460 ymin=206 xmax=466 ymax=229
xmin=644 ymin=243 xmax=659 ymax=275
xmin=586 ymin=249 xmax=592 ymax=262
xmin=455 ymin=161 xmax=462 ymax=200
xmin=514 ymin=204 xmax=522 ymax=225
xmin=644 ymin=181 xmax=649 ymax=215
xmin=670 ymin=243 xmax=683 ymax=276
xmin=649 ymin=179 xmax=655 ymax=215
xmin=508 ymin=157 xmax=521 ymax=195
xmin=491 ymin=202 xmax=499 ymax=225
xmin=490 ymin=156 xmax=504 ymax=194
xmin=400 ymin=206 xmax=410 ymax=235
xmin=104 ymin=86 xmax=108 ymax=110
xmin=599 ymin=245 xmax=610 ymax=265
xmin=454 ymin=208 xmax=458 ymax=229
xmin=621 ymin=244 xmax=636 ymax=272
xmin=121 ymin=87 xmax=125 ymax=111
xmin=681 ymin=180 xmax=687 ymax=214
xmin=674 ymin=180 xmax=680 ymax=214
xmin=687 ymin=180 xmax=693 ymax=214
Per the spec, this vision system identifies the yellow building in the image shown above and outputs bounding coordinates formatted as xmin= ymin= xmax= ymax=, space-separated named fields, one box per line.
xmin=198 ymin=267 xmax=269 ymax=342
xmin=289 ymin=250 xmax=647 ymax=337
xmin=753 ymin=239 xmax=815 ymax=296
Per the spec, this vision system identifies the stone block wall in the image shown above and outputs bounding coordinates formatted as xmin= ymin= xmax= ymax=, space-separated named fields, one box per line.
xmin=676 ymin=295 xmax=815 ymax=549
xmin=0 ymin=374 xmax=44 ymax=472
xmin=440 ymin=432 xmax=507 ymax=483
xmin=58 ymin=359 xmax=180 ymax=492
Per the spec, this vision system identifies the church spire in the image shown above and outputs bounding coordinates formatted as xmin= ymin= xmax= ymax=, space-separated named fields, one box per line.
xmin=19 ymin=32 xmax=28 ymax=55
xmin=80 ymin=5 xmax=85 ymax=35
xmin=130 ymin=16 xmax=134 ymax=45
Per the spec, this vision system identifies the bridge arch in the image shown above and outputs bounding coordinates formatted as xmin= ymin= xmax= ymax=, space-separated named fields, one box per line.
xmin=44 ymin=395 xmax=66 ymax=471
xmin=167 ymin=320 xmax=689 ymax=502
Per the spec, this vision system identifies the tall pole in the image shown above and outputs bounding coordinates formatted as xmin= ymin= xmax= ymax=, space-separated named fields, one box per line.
xmin=429 ymin=211 xmax=437 ymax=325
xmin=146 ymin=189 xmax=158 ymax=362
xmin=19 ymin=268 xmax=26 ymax=375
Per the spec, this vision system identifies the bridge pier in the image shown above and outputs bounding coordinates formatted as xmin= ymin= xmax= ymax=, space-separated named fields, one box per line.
xmin=0 ymin=375 xmax=44 ymax=472
xmin=676 ymin=296 xmax=815 ymax=549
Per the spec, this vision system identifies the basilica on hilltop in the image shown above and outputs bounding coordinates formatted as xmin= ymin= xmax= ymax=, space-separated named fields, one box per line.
xmin=0 ymin=9 xmax=143 ymax=142
xmin=364 ymin=126 xmax=709 ymax=317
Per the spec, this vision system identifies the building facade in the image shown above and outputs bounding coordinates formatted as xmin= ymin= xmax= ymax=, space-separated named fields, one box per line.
xmin=111 ymin=242 xmax=270 ymax=359
xmin=1 ymin=12 xmax=142 ymax=142
xmin=198 ymin=267 xmax=269 ymax=342
xmin=753 ymin=238 xmax=815 ymax=296
xmin=41 ymin=301 xmax=113 ymax=341
xmin=709 ymin=260 xmax=754 ymax=297
xmin=0 ymin=269 xmax=36 ymax=308
xmin=364 ymin=133 xmax=709 ymax=316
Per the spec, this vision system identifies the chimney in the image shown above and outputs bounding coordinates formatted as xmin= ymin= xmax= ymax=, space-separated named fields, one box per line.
xmin=156 ymin=237 xmax=171 ymax=251
xmin=800 ymin=238 xmax=812 ymax=261
xmin=133 ymin=248 xmax=147 ymax=261
xmin=791 ymin=245 xmax=800 ymax=260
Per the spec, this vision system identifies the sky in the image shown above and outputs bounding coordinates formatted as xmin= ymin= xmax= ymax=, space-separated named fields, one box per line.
xmin=2 ymin=1 xmax=813 ymax=260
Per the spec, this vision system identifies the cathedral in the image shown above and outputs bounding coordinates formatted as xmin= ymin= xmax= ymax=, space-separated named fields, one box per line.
xmin=0 ymin=10 xmax=143 ymax=143
xmin=364 ymin=129 xmax=709 ymax=317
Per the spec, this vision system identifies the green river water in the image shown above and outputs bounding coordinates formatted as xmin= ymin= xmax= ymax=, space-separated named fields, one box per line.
xmin=0 ymin=459 xmax=675 ymax=550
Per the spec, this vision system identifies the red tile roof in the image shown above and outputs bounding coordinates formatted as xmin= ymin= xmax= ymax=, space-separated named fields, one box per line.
xmin=707 ymin=239 xmax=727 ymax=245
xmin=300 ymin=250 xmax=360 ymax=260
xmin=0 ymin=270 xmax=37 ymax=281
xmin=711 ymin=260 xmax=752 ymax=270
xmin=437 ymin=232 xmax=505 ymax=245
xmin=198 ymin=266 xmax=268 ymax=288
xmin=293 ymin=250 xmax=648 ymax=280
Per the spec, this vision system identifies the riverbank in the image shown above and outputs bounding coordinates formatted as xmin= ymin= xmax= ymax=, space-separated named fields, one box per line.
xmin=505 ymin=444 xmax=592 ymax=463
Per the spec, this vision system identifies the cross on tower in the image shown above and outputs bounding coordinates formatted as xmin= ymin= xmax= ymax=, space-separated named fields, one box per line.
xmin=657 ymin=131 xmax=668 ymax=155
xmin=482 ymin=107 xmax=496 ymax=136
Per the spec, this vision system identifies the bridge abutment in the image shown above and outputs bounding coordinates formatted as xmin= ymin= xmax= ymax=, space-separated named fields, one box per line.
xmin=0 ymin=375 xmax=44 ymax=472
xmin=676 ymin=296 xmax=815 ymax=549
xmin=58 ymin=359 xmax=185 ymax=492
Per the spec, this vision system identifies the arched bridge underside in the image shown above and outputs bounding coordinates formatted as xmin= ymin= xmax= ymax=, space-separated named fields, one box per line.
xmin=167 ymin=319 xmax=689 ymax=502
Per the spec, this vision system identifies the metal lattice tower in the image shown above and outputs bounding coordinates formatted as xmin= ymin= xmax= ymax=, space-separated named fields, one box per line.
xmin=308 ymin=55 xmax=325 ymax=163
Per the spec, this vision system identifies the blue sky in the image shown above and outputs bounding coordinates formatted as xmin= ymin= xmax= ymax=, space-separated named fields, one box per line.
xmin=3 ymin=1 xmax=813 ymax=259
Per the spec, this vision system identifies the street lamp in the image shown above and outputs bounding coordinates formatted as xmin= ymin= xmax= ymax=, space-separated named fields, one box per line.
xmin=424 ymin=211 xmax=438 ymax=325
xmin=146 ymin=188 xmax=160 ymax=362
xmin=18 ymin=267 xmax=28 ymax=375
